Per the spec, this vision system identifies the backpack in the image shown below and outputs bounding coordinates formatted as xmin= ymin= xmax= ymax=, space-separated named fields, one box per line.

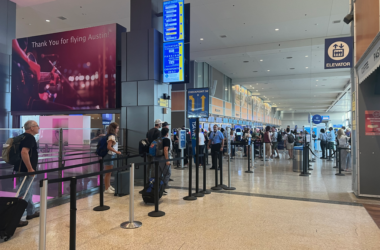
xmin=139 ymin=139 xmax=150 ymax=156
xmin=287 ymin=134 xmax=295 ymax=144
xmin=96 ymin=134 xmax=114 ymax=158
xmin=141 ymin=177 xmax=165 ymax=203
xmin=277 ymin=132 xmax=282 ymax=142
xmin=149 ymin=137 xmax=163 ymax=157
xmin=1 ymin=134 xmax=27 ymax=165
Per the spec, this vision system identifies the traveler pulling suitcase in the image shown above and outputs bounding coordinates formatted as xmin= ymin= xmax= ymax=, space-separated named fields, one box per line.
xmin=0 ymin=176 xmax=35 ymax=241
xmin=114 ymin=170 xmax=130 ymax=197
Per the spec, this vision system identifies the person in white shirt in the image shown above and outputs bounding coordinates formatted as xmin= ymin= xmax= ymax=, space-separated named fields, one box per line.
xmin=104 ymin=122 xmax=122 ymax=194
xmin=271 ymin=127 xmax=279 ymax=158
xmin=199 ymin=129 xmax=206 ymax=166
xmin=337 ymin=129 xmax=350 ymax=172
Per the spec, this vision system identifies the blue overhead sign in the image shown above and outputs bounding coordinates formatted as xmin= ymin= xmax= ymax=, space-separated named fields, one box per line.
xmin=312 ymin=114 xmax=322 ymax=124
xmin=322 ymin=116 xmax=330 ymax=121
xmin=163 ymin=41 xmax=184 ymax=83
xmin=163 ymin=0 xmax=184 ymax=42
xmin=187 ymin=88 xmax=209 ymax=118
xmin=325 ymin=36 xmax=353 ymax=69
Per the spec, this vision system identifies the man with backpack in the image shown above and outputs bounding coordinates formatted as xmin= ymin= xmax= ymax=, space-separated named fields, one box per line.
xmin=284 ymin=128 xmax=295 ymax=160
xmin=146 ymin=119 xmax=163 ymax=177
xmin=271 ymin=127 xmax=280 ymax=159
xmin=16 ymin=120 xmax=40 ymax=226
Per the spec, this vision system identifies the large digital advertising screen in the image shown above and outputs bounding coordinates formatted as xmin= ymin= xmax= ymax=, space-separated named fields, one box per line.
xmin=163 ymin=0 xmax=185 ymax=42
xmin=11 ymin=24 xmax=123 ymax=113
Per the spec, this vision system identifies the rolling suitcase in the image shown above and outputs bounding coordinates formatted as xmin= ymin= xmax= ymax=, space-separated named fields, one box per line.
xmin=114 ymin=170 xmax=130 ymax=197
xmin=0 ymin=176 xmax=35 ymax=241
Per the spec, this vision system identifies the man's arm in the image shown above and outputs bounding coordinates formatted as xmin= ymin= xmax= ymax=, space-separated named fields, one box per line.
xmin=21 ymin=147 xmax=35 ymax=174
xmin=164 ymin=146 xmax=170 ymax=165
xmin=220 ymin=133 xmax=224 ymax=151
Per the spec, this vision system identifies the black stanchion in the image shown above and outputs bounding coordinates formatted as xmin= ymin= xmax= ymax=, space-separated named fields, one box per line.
xmin=327 ymin=143 xmax=333 ymax=161
xmin=200 ymin=150 xmax=211 ymax=194
xmin=299 ymin=145 xmax=310 ymax=176
xmin=336 ymin=147 xmax=345 ymax=176
xmin=307 ymin=144 xmax=313 ymax=171
xmin=333 ymin=148 xmax=338 ymax=169
xmin=246 ymin=144 xmax=253 ymax=173
xmin=148 ymin=162 xmax=165 ymax=216
xmin=205 ymin=145 xmax=210 ymax=165
xmin=194 ymin=118 xmax=204 ymax=197
xmin=218 ymin=151 xmax=227 ymax=188
xmin=94 ymin=159 xmax=110 ymax=211
xmin=139 ymin=153 xmax=147 ymax=194
xmin=211 ymin=151 xmax=222 ymax=190
xmin=69 ymin=177 xmax=77 ymax=250
xmin=184 ymin=147 xmax=197 ymax=200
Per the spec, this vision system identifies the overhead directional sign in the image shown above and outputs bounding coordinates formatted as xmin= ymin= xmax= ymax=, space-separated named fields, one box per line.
xmin=325 ymin=36 xmax=353 ymax=69
xmin=187 ymin=88 xmax=209 ymax=118
xmin=312 ymin=114 xmax=322 ymax=124
xmin=163 ymin=0 xmax=184 ymax=42
xmin=163 ymin=41 xmax=184 ymax=83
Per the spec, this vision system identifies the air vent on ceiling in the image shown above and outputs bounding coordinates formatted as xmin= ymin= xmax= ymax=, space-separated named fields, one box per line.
xmin=286 ymin=57 xmax=293 ymax=59
xmin=58 ymin=16 xmax=67 ymax=20
xmin=220 ymin=35 xmax=227 ymax=38
xmin=290 ymin=68 xmax=295 ymax=70
xmin=253 ymin=71 xmax=258 ymax=72
xmin=333 ymin=20 xmax=341 ymax=24
xmin=243 ymin=61 xmax=249 ymax=63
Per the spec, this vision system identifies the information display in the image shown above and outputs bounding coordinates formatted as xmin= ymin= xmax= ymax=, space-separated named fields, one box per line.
xmin=187 ymin=88 xmax=209 ymax=118
xmin=163 ymin=41 xmax=184 ymax=83
xmin=179 ymin=130 xmax=186 ymax=149
xmin=163 ymin=0 xmax=185 ymax=42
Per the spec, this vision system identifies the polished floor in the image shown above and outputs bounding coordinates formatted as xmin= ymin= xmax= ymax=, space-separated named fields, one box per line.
xmin=2 ymin=149 xmax=380 ymax=249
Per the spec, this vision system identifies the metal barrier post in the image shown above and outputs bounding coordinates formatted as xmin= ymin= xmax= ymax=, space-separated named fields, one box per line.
xmin=184 ymin=148 xmax=197 ymax=200
xmin=246 ymin=144 xmax=253 ymax=173
xmin=224 ymin=147 xmax=236 ymax=190
xmin=336 ymin=147 xmax=345 ymax=176
xmin=121 ymin=163 xmax=142 ymax=228
xmin=58 ymin=128 xmax=63 ymax=197
xmin=139 ymin=153 xmax=147 ymax=194
xmin=327 ymin=142 xmax=333 ymax=161
xmin=39 ymin=179 xmax=48 ymax=250
xmin=194 ymin=118 xmax=204 ymax=197
xmin=69 ymin=177 xmax=77 ymax=250
xmin=218 ymin=150 xmax=226 ymax=188
xmin=94 ymin=159 xmax=110 ymax=211
xmin=205 ymin=144 xmax=210 ymax=165
xmin=334 ymin=147 xmax=338 ymax=169
xmin=149 ymin=162 xmax=166 ymax=216
xmin=211 ymin=152 xmax=222 ymax=191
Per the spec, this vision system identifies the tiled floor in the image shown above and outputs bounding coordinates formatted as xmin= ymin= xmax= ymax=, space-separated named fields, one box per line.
xmin=2 ymin=150 xmax=380 ymax=249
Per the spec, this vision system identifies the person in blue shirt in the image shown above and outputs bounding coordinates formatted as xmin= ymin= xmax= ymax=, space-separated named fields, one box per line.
xmin=318 ymin=129 xmax=327 ymax=159
xmin=326 ymin=127 xmax=336 ymax=158
xmin=207 ymin=124 xmax=224 ymax=170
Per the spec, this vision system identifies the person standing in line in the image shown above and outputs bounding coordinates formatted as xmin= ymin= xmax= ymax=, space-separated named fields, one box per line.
xmin=146 ymin=119 xmax=163 ymax=177
xmin=230 ymin=130 xmax=236 ymax=160
xmin=337 ymin=129 xmax=350 ymax=172
xmin=156 ymin=128 xmax=171 ymax=195
xmin=345 ymin=128 xmax=351 ymax=137
xmin=16 ymin=120 xmax=40 ymax=227
xmin=244 ymin=128 xmax=252 ymax=157
xmin=263 ymin=126 xmax=272 ymax=161
xmin=271 ymin=127 xmax=279 ymax=158
xmin=284 ymin=128 xmax=295 ymax=160
xmin=207 ymin=125 xmax=224 ymax=170
xmin=162 ymin=122 xmax=173 ymax=181
xmin=326 ymin=127 xmax=336 ymax=158
xmin=198 ymin=128 xmax=205 ymax=167
xmin=104 ymin=122 xmax=122 ymax=194
xmin=319 ymin=129 xmax=327 ymax=159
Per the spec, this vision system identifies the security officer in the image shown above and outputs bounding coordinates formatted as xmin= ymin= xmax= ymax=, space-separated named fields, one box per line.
xmin=207 ymin=124 xmax=224 ymax=170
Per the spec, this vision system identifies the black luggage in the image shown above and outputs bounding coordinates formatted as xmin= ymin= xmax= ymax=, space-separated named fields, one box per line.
xmin=114 ymin=170 xmax=130 ymax=197
xmin=141 ymin=177 xmax=164 ymax=204
xmin=0 ymin=176 xmax=35 ymax=241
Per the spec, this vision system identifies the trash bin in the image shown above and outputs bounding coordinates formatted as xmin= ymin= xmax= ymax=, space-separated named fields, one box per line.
xmin=293 ymin=146 xmax=303 ymax=172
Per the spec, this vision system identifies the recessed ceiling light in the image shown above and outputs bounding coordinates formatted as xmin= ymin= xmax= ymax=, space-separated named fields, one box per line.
xmin=275 ymin=29 xmax=279 ymax=31
xmin=46 ymin=20 xmax=50 ymax=22
xmin=316 ymin=85 xmax=318 ymax=87
xmin=316 ymin=80 xmax=319 ymax=81
xmin=225 ymin=88 xmax=228 ymax=90
xmin=200 ymin=38 xmax=204 ymax=40
xmin=262 ymin=88 xmax=264 ymax=89
xmin=260 ymin=60 xmax=263 ymax=62
xmin=256 ymin=90 xmax=258 ymax=92
xmin=267 ymin=70 xmax=270 ymax=71
xmin=29 ymin=23 xmax=32 ymax=25
xmin=305 ymin=55 xmax=308 ymax=57
xmin=306 ymin=67 xmax=309 ymax=69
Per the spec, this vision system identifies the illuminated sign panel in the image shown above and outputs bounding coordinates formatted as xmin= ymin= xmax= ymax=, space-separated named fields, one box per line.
xmin=163 ymin=0 xmax=184 ymax=42
xmin=163 ymin=41 xmax=184 ymax=83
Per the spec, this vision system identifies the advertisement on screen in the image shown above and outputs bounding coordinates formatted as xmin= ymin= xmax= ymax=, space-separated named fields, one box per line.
xmin=11 ymin=24 xmax=123 ymax=113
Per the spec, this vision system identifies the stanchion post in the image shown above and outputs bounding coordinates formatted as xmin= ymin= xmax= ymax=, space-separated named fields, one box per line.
xmin=246 ymin=144 xmax=253 ymax=173
xmin=327 ymin=142 xmax=333 ymax=161
xmin=184 ymin=148 xmax=197 ymax=200
xmin=200 ymin=142 xmax=211 ymax=194
xmin=69 ymin=177 xmax=77 ymax=250
xmin=121 ymin=163 xmax=142 ymax=228
xmin=218 ymin=150 xmax=226 ymax=188
xmin=58 ymin=128 xmax=63 ymax=198
xmin=205 ymin=143 xmax=209 ymax=165
xmin=194 ymin=118 xmax=204 ymax=197
xmin=211 ymin=151 xmax=222 ymax=190
xmin=224 ymin=141 xmax=236 ymax=190
xmin=94 ymin=159 xmax=110 ymax=211
xmin=149 ymin=162 xmax=166 ymax=216
xmin=307 ymin=144 xmax=313 ymax=171
xmin=300 ymin=145 xmax=310 ymax=176
xmin=336 ymin=147 xmax=345 ymax=176
xmin=39 ymin=179 xmax=48 ymax=250
xmin=334 ymin=147 xmax=338 ymax=168
xmin=139 ymin=153 xmax=147 ymax=194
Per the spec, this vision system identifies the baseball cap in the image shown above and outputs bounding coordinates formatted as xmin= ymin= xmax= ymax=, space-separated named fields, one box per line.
xmin=154 ymin=119 xmax=163 ymax=125
xmin=162 ymin=122 xmax=170 ymax=127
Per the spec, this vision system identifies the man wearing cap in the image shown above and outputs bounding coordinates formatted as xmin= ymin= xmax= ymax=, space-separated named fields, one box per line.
xmin=162 ymin=122 xmax=174 ymax=183
xmin=146 ymin=119 xmax=163 ymax=177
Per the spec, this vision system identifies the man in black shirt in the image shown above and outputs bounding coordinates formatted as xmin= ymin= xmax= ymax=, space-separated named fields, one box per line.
xmin=16 ymin=120 xmax=40 ymax=227
xmin=156 ymin=128 xmax=171 ymax=194
xmin=146 ymin=119 xmax=163 ymax=178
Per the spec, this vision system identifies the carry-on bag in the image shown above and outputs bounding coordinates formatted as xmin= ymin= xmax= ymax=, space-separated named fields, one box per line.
xmin=114 ymin=170 xmax=130 ymax=197
xmin=0 ymin=176 xmax=35 ymax=241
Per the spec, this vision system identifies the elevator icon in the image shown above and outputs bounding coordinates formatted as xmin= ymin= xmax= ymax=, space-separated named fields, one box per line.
xmin=332 ymin=44 xmax=345 ymax=57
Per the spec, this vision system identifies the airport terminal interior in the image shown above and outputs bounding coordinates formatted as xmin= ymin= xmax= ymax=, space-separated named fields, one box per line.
xmin=1 ymin=0 xmax=380 ymax=249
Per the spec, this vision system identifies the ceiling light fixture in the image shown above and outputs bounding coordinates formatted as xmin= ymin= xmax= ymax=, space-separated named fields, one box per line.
xmin=46 ymin=20 xmax=50 ymax=22
xmin=275 ymin=29 xmax=279 ymax=31
xmin=260 ymin=60 xmax=263 ymax=62
xmin=267 ymin=70 xmax=270 ymax=71
xmin=306 ymin=67 xmax=309 ymax=69
xmin=200 ymin=38 xmax=204 ymax=40
xmin=305 ymin=55 xmax=308 ymax=57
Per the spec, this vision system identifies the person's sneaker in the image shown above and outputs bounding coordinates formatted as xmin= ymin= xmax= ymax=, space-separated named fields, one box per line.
xmin=104 ymin=188 xmax=115 ymax=194
xmin=26 ymin=212 xmax=40 ymax=220
xmin=209 ymin=167 xmax=216 ymax=170
xmin=17 ymin=220 xmax=28 ymax=227
xmin=275 ymin=156 xmax=280 ymax=159
xmin=163 ymin=191 xmax=168 ymax=195
xmin=109 ymin=186 xmax=115 ymax=191
xmin=169 ymin=178 xmax=174 ymax=181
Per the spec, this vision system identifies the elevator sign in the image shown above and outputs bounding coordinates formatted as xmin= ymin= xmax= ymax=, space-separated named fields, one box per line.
xmin=163 ymin=41 xmax=184 ymax=83
xmin=325 ymin=37 xmax=353 ymax=69
xmin=163 ymin=0 xmax=184 ymax=42
xmin=187 ymin=88 xmax=209 ymax=118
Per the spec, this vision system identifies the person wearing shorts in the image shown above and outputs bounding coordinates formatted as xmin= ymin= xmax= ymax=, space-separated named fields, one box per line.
xmin=284 ymin=128 xmax=294 ymax=159
xmin=104 ymin=122 xmax=121 ymax=194
xmin=271 ymin=127 xmax=279 ymax=158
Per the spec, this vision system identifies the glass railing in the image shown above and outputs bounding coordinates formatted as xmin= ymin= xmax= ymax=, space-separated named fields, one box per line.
xmin=0 ymin=128 xmax=126 ymax=202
